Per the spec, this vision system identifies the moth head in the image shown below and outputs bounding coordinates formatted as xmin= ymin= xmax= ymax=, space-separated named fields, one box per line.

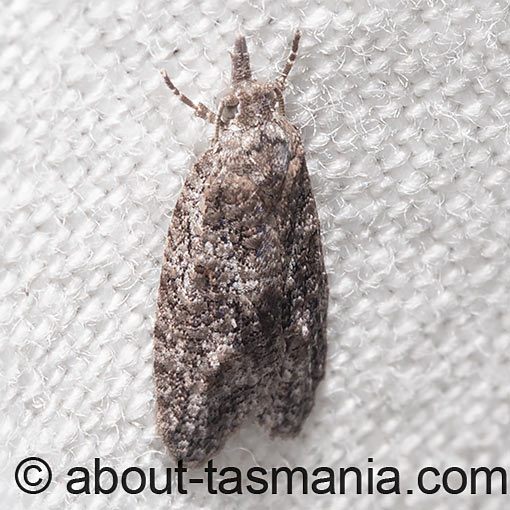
xmin=221 ymin=33 xmax=293 ymax=125
xmin=218 ymin=81 xmax=280 ymax=124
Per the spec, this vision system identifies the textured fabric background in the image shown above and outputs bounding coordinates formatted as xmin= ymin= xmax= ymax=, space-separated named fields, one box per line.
xmin=1 ymin=0 xmax=509 ymax=508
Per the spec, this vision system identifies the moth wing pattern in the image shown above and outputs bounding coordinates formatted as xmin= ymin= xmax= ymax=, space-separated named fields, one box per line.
xmin=259 ymin=138 xmax=328 ymax=437
xmin=154 ymin=31 xmax=328 ymax=466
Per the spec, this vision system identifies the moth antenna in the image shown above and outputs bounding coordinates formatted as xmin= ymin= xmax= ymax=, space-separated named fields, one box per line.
xmin=274 ymin=87 xmax=285 ymax=115
xmin=278 ymin=29 xmax=301 ymax=87
xmin=231 ymin=34 xmax=252 ymax=84
xmin=160 ymin=70 xmax=216 ymax=124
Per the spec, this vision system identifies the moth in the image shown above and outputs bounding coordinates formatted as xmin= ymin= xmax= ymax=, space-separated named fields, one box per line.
xmin=154 ymin=30 xmax=328 ymax=466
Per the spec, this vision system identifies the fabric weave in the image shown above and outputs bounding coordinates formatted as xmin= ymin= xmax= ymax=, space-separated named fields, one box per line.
xmin=1 ymin=0 xmax=509 ymax=508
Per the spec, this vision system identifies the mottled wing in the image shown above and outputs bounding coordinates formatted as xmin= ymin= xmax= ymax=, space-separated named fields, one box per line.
xmin=153 ymin=131 xmax=288 ymax=464
xmin=153 ymin=119 xmax=327 ymax=465
xmin=256 ymin=123 xmax=328 ymax=436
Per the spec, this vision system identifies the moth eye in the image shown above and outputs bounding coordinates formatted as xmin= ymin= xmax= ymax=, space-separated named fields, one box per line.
xmin=263 ymin=90 xmax=276 ymax=104
xmin=222 ymin=102 xmax=239 ymax=121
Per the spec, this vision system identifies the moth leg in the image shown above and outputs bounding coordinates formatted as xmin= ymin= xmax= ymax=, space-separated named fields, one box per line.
xmin=278 ymin=29 xmax=301 ymax=88
xmin=161 ymin=70 xmax=216 ymax=124
xmin=213 ymin=98 xmax=226 ymax=142
xmin=213 ymin=95 xmax=239 ymax=141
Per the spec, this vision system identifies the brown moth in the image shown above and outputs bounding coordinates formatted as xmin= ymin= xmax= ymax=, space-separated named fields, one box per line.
xmin=154 ymin=30 xmax=328 ymax=466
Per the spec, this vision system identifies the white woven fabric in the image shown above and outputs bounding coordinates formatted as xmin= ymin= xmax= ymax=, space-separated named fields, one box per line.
xmin=1 ymin=0 xmax=509 ymax=508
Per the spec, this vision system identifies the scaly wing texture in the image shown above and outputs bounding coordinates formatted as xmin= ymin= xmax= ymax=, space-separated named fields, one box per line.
xmin=261 ymin=144 xmax=328 ymax=437
xmin=153 ymin=118 xmax=327 ymax=465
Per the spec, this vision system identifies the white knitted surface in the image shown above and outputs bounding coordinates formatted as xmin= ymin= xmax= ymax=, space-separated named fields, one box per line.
xmin=1 ymin=0 xmax=510 ymax=508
